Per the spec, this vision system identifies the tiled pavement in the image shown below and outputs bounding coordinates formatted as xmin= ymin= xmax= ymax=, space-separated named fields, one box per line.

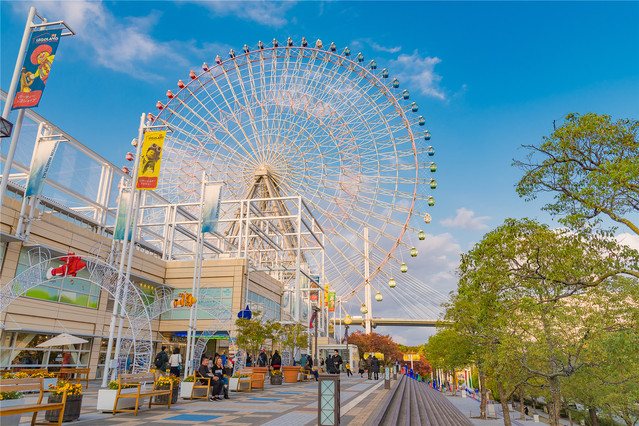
xmin=17 ymin=374 xmax=385 ymax=425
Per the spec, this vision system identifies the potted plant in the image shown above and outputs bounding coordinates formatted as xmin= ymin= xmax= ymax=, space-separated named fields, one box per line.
xmin=97 ymin=381 xmax=137 ymax=412
xmin=229 ymin=373 xmax=251 ymax=392
xmin=278 ymin=323 xmax=308 ymax=383
xmin=154 ymin=375 xmax=180 ymax=404
xmin=45 ymin=380 xmax=83 ymax=422
xmin=269 ymin=369 xmax=283 ymax=385
xmin=0 ymin=389 xmax=25 ymax=426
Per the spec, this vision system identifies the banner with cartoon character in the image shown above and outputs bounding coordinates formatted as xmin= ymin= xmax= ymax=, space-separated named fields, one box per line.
xmin=136 ymin=130 xmax=166 ymax=190
xmin=201 ymin=183 xmax=223 ymax=233
xmin=328 ymin=291 xmax=336 ymax=312
xmin=12 ymin=29 xmax=62 ymax=110
xmin=25 ymin=137 xmax=59 ymax=197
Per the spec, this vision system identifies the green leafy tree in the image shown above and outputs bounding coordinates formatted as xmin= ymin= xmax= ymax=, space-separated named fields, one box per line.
xmin=235 ymin=311 xmax=278 ymax=361
xmin=514 ymin=113 xmax=639 ymax=235
xmin=278 ymin=323 xmax=308 ymax=357
xmin=458 ymin=218 xmax=638 ymax=426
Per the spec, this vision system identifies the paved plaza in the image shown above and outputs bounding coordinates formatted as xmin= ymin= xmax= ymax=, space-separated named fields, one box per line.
xmin=16 ymin=375 xmax=389 ymax=425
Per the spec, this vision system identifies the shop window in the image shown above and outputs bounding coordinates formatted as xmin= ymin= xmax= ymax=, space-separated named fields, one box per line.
xmin=16 ymin=248 xmax=101 ymax=309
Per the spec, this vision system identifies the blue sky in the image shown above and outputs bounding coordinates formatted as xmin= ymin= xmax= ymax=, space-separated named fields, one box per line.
xmin=2 ymin=1 xmax=638 ymax=344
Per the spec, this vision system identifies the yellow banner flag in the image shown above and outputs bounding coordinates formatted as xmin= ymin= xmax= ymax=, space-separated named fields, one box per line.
xmin=136 ymin=130 xmax=166 ymax=190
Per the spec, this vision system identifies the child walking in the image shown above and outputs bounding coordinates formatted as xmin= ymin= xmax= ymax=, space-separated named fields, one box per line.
xmin=345 ymin=362 xmax=352 ymax=376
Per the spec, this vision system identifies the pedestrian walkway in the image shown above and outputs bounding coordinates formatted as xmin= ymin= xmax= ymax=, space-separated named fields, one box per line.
xmin=16 ymin=374 xmax=384 ymax=425
xmin=444 ymin=391 xmax=572 ymax=425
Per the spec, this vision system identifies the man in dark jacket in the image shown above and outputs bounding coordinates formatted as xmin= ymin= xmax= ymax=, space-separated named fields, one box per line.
xmin=372 ymin=356 xmax=380 ymax=380
xmin=258 ymin=349 xmax=268 ymax=367
xmin=366 ymin=355 xmax=374 ymax=380
xmin=325 ymin=354 xmax=334 ymax=374
xmin=270 ymin=350 xmax=282 ymax=370
xmin=198 ymin=356 xmax=224 ymax=401
xmin=332 ymin=350 xmax=343 ymax=374
xmin=155 ymin=346 xmax=169 ymax=373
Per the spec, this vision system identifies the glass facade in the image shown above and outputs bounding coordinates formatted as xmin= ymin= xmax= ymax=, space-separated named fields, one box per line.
xmin=161 ymin=287 xmax=233 ymax=320
xmin=0 ymin=331 xmax=92 ymax=371
xmin=16 ymin=249 xmax=101 ymax=309
xmin=247 ymin=291 xmax=281 ymax=321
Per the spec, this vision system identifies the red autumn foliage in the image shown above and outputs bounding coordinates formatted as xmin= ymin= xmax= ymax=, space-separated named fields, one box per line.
xmin=347 ymin=331 xmax=403 ymax=364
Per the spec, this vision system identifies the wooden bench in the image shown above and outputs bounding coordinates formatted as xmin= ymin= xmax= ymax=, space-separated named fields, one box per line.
xmin=250 ymin=372 xmax=265 ymax=391
xmin=0 ymin=377 xmax=68 ymax=426
xmin=113 ymin=373 xmax=173 ymax=416
xmin=300 ymin=369 xmax=314 ymax=381
xmin=56 ymin=368 xmax=90 ymax=389
xmin=19 ymin=368 xmax=47 ymax=375
xmin=191 ymin=371 xmax=211 ymax=400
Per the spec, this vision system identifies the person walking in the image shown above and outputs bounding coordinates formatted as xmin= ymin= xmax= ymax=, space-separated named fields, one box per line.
xmin=168 ymin=347 xmax=182 ymax=377
xmin=358 ymin=359 xmax=366 ymax=378
xmin=270 ymin=350 xmax=282 ymax=370
xmin=258 ymin=349 xmax=268 ymax=367
xmin=325 ymin=354 xmax=334 ymax=374
xmin=154 ymin=346 xmax=169 ymax=374
xmin=366 ymin=355 xmax=374 ymax=380
xmin=246 ymin=354 xmax=252 ymax=367
xmin=372 ymin=356 xmax=380 ymax=380
xmin=345 ymin=361 xmax=352 ymax=376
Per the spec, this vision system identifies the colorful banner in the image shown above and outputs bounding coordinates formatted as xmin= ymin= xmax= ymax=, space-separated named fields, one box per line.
xmin=136 ymin=131 xmax=166 ymax=190
xmin=324 ymin=284 xmax=329 ymax=307
xmin=113 ymin=190 xmax=132 ymax=240
xmin=25 ymin=138 xmax=59 ymax=197
xmin=201 ymin=183 xmax=223 ymax=233
xmin=328 ymin=292 xmax=336 ymax=312
xmin=12 ymin=29 xmax=62 ymax=110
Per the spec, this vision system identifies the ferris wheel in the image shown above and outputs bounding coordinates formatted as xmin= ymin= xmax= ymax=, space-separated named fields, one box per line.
xmin=149 ymin=37 xmax=437 ymax=308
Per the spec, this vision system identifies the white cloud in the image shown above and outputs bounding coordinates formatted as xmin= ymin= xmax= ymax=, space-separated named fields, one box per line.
xmin=27 ymin=1 xmax=187 ymax=80
xmin=351 ymin=38 xmax=401 ymax=54
xmin=615 ymin=232 xmax=639 ymax=252
xmin=440 ymin=208 xmax=491 ymax=231
xmin=201 ymin=1 xmax=297 ymax=28
xmin=388 ymin=50 xmax=446 ymax=99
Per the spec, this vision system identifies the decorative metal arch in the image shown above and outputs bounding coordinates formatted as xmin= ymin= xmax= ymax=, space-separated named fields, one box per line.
xmin=0 ymin=247 xmax=154 ymax=373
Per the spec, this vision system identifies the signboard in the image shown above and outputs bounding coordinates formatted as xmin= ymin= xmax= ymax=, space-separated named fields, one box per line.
xmin=365 ymin=352 xmax=384 ymax=360
xmin=113 ymin=190 xmax=132 ymax=241
xmin=324 ymin=284 xmax=329 ymax=306
xmin=328 ymin=292 xmax=335 ymax=312
xmin=403 ymin=353 xmax=420 ymax=362
xmin=12 ymin=29 xmax=62 ymax=110
xmin=201 ymin=183 xmax=223 ymax=233
xmin=25 ymin=137 xmax=59 ymax=197
xmin=310 ymin=293 xmax=319 ymax=301
xmin=136 ymin=131 xmax=166 ymax=190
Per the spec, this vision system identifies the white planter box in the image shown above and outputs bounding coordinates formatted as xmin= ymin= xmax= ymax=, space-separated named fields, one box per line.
xmin=229 ymin=377 xmax=251 ymax=392
xmin=0 ymin=398 xmax=25 ymax=426
xmin=97 ymin=389 xmax=140 ymax=412
xmin=179 ymin=382 xmax=209 ymax=399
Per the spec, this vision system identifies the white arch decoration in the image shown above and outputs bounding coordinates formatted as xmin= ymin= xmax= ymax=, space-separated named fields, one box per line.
xmin=0 ymin=247 xmax=154 ymax=374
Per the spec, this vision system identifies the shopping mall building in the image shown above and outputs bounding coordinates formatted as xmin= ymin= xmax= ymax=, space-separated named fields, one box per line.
xmin=0 ymin=95 xmax=329 ymax=379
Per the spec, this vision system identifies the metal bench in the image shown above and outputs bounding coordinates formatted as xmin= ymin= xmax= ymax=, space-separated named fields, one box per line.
xmin=0 ymin=377 xmax=68 ymax=426
xmin=112 ymin=372 xmax=173 ymax=416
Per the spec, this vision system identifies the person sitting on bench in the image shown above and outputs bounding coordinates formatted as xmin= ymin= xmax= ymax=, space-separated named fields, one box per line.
xmin=198 ymin=356 xmax=224 ymax=401
xmin=305 ymin=356 xmax=319 ymax=381
xmin=211 ymin=356 xmax=229 ymax=399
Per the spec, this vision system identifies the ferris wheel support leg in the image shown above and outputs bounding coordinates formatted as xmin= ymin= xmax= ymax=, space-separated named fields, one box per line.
xmin=364 ymin=228 xmax=372 ymax=335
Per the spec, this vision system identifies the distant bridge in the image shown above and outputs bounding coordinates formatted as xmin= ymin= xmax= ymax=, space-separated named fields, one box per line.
xmin=331 ymin=318 xmax=447 ymax=327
